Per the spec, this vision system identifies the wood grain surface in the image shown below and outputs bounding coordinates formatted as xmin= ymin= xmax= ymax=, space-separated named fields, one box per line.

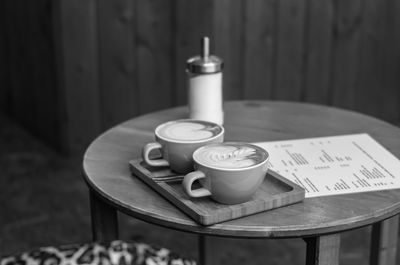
xmin=243 ymin=0 xmax=275 ymax=100
xmin=97 ymin=0 xmax=138 ymax=129
xmin=369 ymin=215 xmax=399 ymax=265
xmin=83 ymin=101 xmax=400 ymax=238
xmin=3 ymin=1 xmax=400 ymax=153
xmin=90 ymin=191 xmax=119 ymax=242
xmin=305 ymin=234 xmax=340 ymax=265
xmin=275 ymin=0 xmax=306 ymax=101
xmin=56 ymin=0 xmax=103 ymax=152
xmin=129 ymin=159 xmax=305 ymax=225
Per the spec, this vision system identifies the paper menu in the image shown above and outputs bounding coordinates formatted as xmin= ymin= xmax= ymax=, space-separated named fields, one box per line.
xmin=255 ymin=134 xmax=400 ymax=198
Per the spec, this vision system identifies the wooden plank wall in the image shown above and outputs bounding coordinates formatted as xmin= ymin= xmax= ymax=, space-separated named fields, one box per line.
xmin=1 ymin=0 xmax=400 ymax=153
xmin=0 ymin=0 xmax=60 ymax=148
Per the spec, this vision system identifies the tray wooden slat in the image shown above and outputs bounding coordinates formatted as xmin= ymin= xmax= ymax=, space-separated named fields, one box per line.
xmin=129 ymin=159 xmax=305 ymax=225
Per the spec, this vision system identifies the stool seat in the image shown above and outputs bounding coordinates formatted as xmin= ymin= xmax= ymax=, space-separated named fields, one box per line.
xmin=0 ymin=240 xmax=196 ymax=265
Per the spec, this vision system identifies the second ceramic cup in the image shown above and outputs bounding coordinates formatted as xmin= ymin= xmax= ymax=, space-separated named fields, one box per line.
xmin=182 ymin=142 xmax=269 ymax=204
xmin=142 ymin=119 xmax=224 ymax=174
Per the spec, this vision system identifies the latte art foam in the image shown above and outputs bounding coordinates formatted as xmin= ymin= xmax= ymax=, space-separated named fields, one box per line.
xmin=194 ymin=143 xmax=268 ymax=169
xmin=157 ymin=120 xmax=222 ymax=142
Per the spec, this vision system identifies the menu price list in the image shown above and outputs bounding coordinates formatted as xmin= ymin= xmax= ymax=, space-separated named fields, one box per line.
xmin=255 ymin=134 xmax=400 ymax=198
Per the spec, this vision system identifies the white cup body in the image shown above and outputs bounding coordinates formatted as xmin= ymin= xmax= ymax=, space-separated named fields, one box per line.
xmin=142 ymin=119 xmax=224 ymax=174
xmin=183 ymin=142 xmax=269 ymax=204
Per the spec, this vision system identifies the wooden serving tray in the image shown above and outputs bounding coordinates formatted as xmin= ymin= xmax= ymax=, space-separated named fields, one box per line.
xmin=129 ymin=159 xmax=305 ymax=225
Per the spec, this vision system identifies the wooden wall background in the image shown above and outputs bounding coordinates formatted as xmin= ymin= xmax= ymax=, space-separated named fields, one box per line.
xmin=1 ymin=0 xmax=400 ymax=153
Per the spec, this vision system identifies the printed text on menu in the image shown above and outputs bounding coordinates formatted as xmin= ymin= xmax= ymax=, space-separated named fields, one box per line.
xmin=255 ymin=134 xmax=400 ymax=198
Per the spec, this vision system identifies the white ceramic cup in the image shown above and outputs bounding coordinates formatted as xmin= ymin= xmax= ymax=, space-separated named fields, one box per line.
xmin=142 ymin=119 xmax=224 ymax=174
xmin=182 ymin=142 xmax=269 ymax=204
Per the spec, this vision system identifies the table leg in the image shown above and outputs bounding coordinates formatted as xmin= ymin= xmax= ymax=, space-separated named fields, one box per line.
xmin=198 ymin=235 xmax=220 ymax=265
xmin=370 ymin=215 xmax=399 ymax=265
xmin=90 ymin=190 xmax=119 ymax=242
xmin=304 ymin=234 xmax=341 ymax=265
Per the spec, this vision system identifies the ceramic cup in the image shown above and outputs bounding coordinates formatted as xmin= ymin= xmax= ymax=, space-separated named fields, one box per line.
xmin=142 ymin=119 xmax=224 ymax=174
xmin=182 ymin=142 xmax=269 ymax=204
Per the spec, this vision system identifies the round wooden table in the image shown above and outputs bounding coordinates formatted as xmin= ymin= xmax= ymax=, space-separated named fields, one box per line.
xmin=83 ymin=101 xmax=400 ymax=265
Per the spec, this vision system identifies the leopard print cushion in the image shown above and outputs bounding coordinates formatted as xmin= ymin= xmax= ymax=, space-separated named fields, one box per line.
xmin=0 ymin=240 xmax=196 ymax=265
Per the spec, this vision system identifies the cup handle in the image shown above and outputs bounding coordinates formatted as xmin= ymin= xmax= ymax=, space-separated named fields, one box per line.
xmin=183 ymin=171 xmax=212 ymax=198
xmin=142 ymin=142 xmax=169 ymax=167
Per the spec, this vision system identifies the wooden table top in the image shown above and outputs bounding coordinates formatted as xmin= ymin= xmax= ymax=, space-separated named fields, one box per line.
xmin=83 ymin=101 xmax=400 ymax=238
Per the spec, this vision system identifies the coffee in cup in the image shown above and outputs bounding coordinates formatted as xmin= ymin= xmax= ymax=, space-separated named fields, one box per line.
xmin=142 ymin=119 xmax=224 ymax=173
xmin=182 ymin=142 xmax=269 ymax=204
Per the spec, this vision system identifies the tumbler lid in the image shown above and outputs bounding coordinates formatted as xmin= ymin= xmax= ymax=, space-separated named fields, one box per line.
xmin=186 ymin=36 xmax=223 ymax=74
